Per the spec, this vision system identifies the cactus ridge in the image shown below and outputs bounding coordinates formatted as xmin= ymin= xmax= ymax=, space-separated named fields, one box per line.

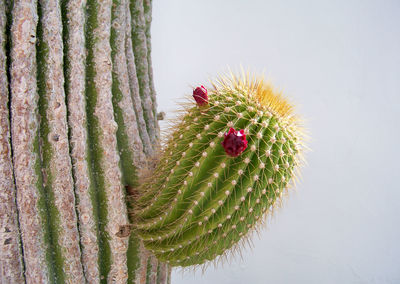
xmin=132 ymin=72 xmax=305 ymax=267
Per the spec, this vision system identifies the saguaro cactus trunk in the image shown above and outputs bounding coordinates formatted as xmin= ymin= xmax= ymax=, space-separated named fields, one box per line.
xmin=0 ymin=0 xmax=170 ymax=283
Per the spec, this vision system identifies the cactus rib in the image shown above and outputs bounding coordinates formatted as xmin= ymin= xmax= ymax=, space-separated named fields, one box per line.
xmin=37 ymin=0 xmax=87 ymax=280
xmin=130 ymin=0 xmax=157 ymax=147
xmin=125 ymin=0 xmax=153 ymax=156
xmin=143 ymin=0 xmax=159 ymax=141
xmin=10 ymin=0 xmax=52 ymax=281
xmin=62 ymin=0 xmax=102 ymax=281
xmin=0 ymin=0 xmax=24 ymax=281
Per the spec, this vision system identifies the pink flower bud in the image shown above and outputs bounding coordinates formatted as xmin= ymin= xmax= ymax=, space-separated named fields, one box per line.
xmin=221 ymin=128 xmax=248 ymax=157
xmin=193 ymin=85 xmax=208 ymax=106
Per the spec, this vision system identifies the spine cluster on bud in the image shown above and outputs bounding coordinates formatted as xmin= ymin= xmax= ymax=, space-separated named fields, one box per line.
xmin=132 ymin=73 xmax=305 ymax=267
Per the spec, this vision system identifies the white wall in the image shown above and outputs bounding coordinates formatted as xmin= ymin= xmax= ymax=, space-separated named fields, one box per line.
xmin=151 ymin=1 xmax=400 ymax=283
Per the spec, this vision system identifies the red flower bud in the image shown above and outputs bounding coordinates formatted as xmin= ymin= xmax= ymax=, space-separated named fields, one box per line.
xmin=193 ymin=85 xmax=208 ymax=106
xmin=221 ymin=128 xmax=248 ymax=157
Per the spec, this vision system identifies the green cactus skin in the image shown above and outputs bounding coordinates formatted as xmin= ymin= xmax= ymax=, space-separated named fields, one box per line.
xmin=133 ymin=73 xmax=305 ymax=267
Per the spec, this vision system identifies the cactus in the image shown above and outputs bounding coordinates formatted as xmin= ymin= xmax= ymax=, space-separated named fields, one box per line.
xmin=0 ymin=0 xmax=169 ymax=283
xmin=132 ymin=72 xmax=305 ymax=267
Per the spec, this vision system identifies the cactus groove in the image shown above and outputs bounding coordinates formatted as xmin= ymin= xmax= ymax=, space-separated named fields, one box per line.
xmin=132 ymin=73 xmax=305 ymax=267
xmin=1 ymin=0 xmax=169 ymax=283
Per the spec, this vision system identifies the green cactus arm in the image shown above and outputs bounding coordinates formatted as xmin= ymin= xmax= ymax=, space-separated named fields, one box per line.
xmin=136 ymin=113 xmax=256 ymax=233
xmin=134 ymin=108 xmax=222 ymax=208
xmin=138 ymin=116 xmax=267 ymax=242
xmin=135 ymin=98 xmax=254 ymax=224
xmin=179 ymin=151 xmax=294 ymax=266
xmin=132 ymin=73 xmax=306 ymax=267
xmin=137 ymin=117 xmax=268 ymax=255
xmin=176 ymin=158 xmax=294 ymax=267
xmin=150 ymin=127 xmax=295 ymax=265
xmin=0 ymin=1 xmax=24 ymax=281
xmin=137 ymin=116 xmax=234 ymax=219
xmin=136 ymin=104 xmax=241 ymax=215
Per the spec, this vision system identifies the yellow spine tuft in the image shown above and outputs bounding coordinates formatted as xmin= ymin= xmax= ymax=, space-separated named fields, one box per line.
xmin=210 ymin=69 xmax=306 ymax=149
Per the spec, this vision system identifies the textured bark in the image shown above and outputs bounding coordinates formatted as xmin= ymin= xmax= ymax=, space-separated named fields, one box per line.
xmin=90 ymin=0 xmax=130 ymax=281
xmin=157 ymin=263 xmax=169 ymax=284
xmin=143 ymin=0 xmax=160 ymax=141
xmin=10 ymin=0 xmax=50 ymax=282
xmin=137 ymin=245 xmax=150 ymax=284
xmin=130 ymin=0 xmax=157 ymax=146
xmin=0 ymin=1 xmax=24 ymax=282
xmin=3 ymin=0 xmax=170 ymax=283
xmin=37 ymin=0 xmax=85 ymax=281
xmin=112 ymin=0 xmax=146 ymax=170
xmin=63 ymin=0 xmax=100 ymax=282
xmin=126 ymin=0 xmax=153 ymax=156
xmin=167 ymin=266 xmax=172 ymax=284
xmin=149 ymin=255 xmax=159 ymax=284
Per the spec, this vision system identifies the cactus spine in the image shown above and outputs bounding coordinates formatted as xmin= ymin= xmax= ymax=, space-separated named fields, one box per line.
xmin=132 ymin=73 xmax=305 ymax=267
xmin=0 ymin=0 xmax=169 ymax=283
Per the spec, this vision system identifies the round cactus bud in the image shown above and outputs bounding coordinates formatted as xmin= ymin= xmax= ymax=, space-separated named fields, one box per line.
xmin=132 ymin=72 xmax=306 ymax=267
xmin=221 ymin=128 xmax=248 ymax=157
xmin=193 ymin=85 xmax=208 ymax=106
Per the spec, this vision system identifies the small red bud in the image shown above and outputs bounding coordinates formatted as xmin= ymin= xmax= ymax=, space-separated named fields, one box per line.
xmin=193 ymin=85 xmax=208 ymax=106
xmin=221 ymin=128 xmax=248 ymax=157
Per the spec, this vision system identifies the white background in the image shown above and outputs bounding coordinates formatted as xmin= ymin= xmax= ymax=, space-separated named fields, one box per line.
xmin=151 ymin=1 xmax=400 ymax=283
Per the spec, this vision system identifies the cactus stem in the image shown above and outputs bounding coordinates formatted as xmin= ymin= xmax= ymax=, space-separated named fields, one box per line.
xmin=62 ymin=0 xmax=102 ymax=281
xmin=10 ymin=0 xmax=52 ymax=281
xmin=130 ymin=0 xmax=157 ymax=147
xmin=132 ymin=72 xmax=306 ymax=267
xmin=111 ymin=0 xmax=146 ymax=175
xmin=0 ymin=1 xmax=24 ymax=281
xmin=4 ymin=0 xmax=168 ymax=281
xmin=143 ymin=0 xmax=159 ymax=141
xmin=85 ymin=0 xmax=131 ymax=281
xmin=125 ymin=0 xmax=153 ymax=156
xmin=37 ymin=0 xmax=87 ymax=280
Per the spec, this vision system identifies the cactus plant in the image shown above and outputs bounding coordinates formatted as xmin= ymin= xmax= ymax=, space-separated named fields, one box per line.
xmin=0 ymin=0 xmax=169 ymax=283
xmin=132 ymin=72 xmax=305 ymax=267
